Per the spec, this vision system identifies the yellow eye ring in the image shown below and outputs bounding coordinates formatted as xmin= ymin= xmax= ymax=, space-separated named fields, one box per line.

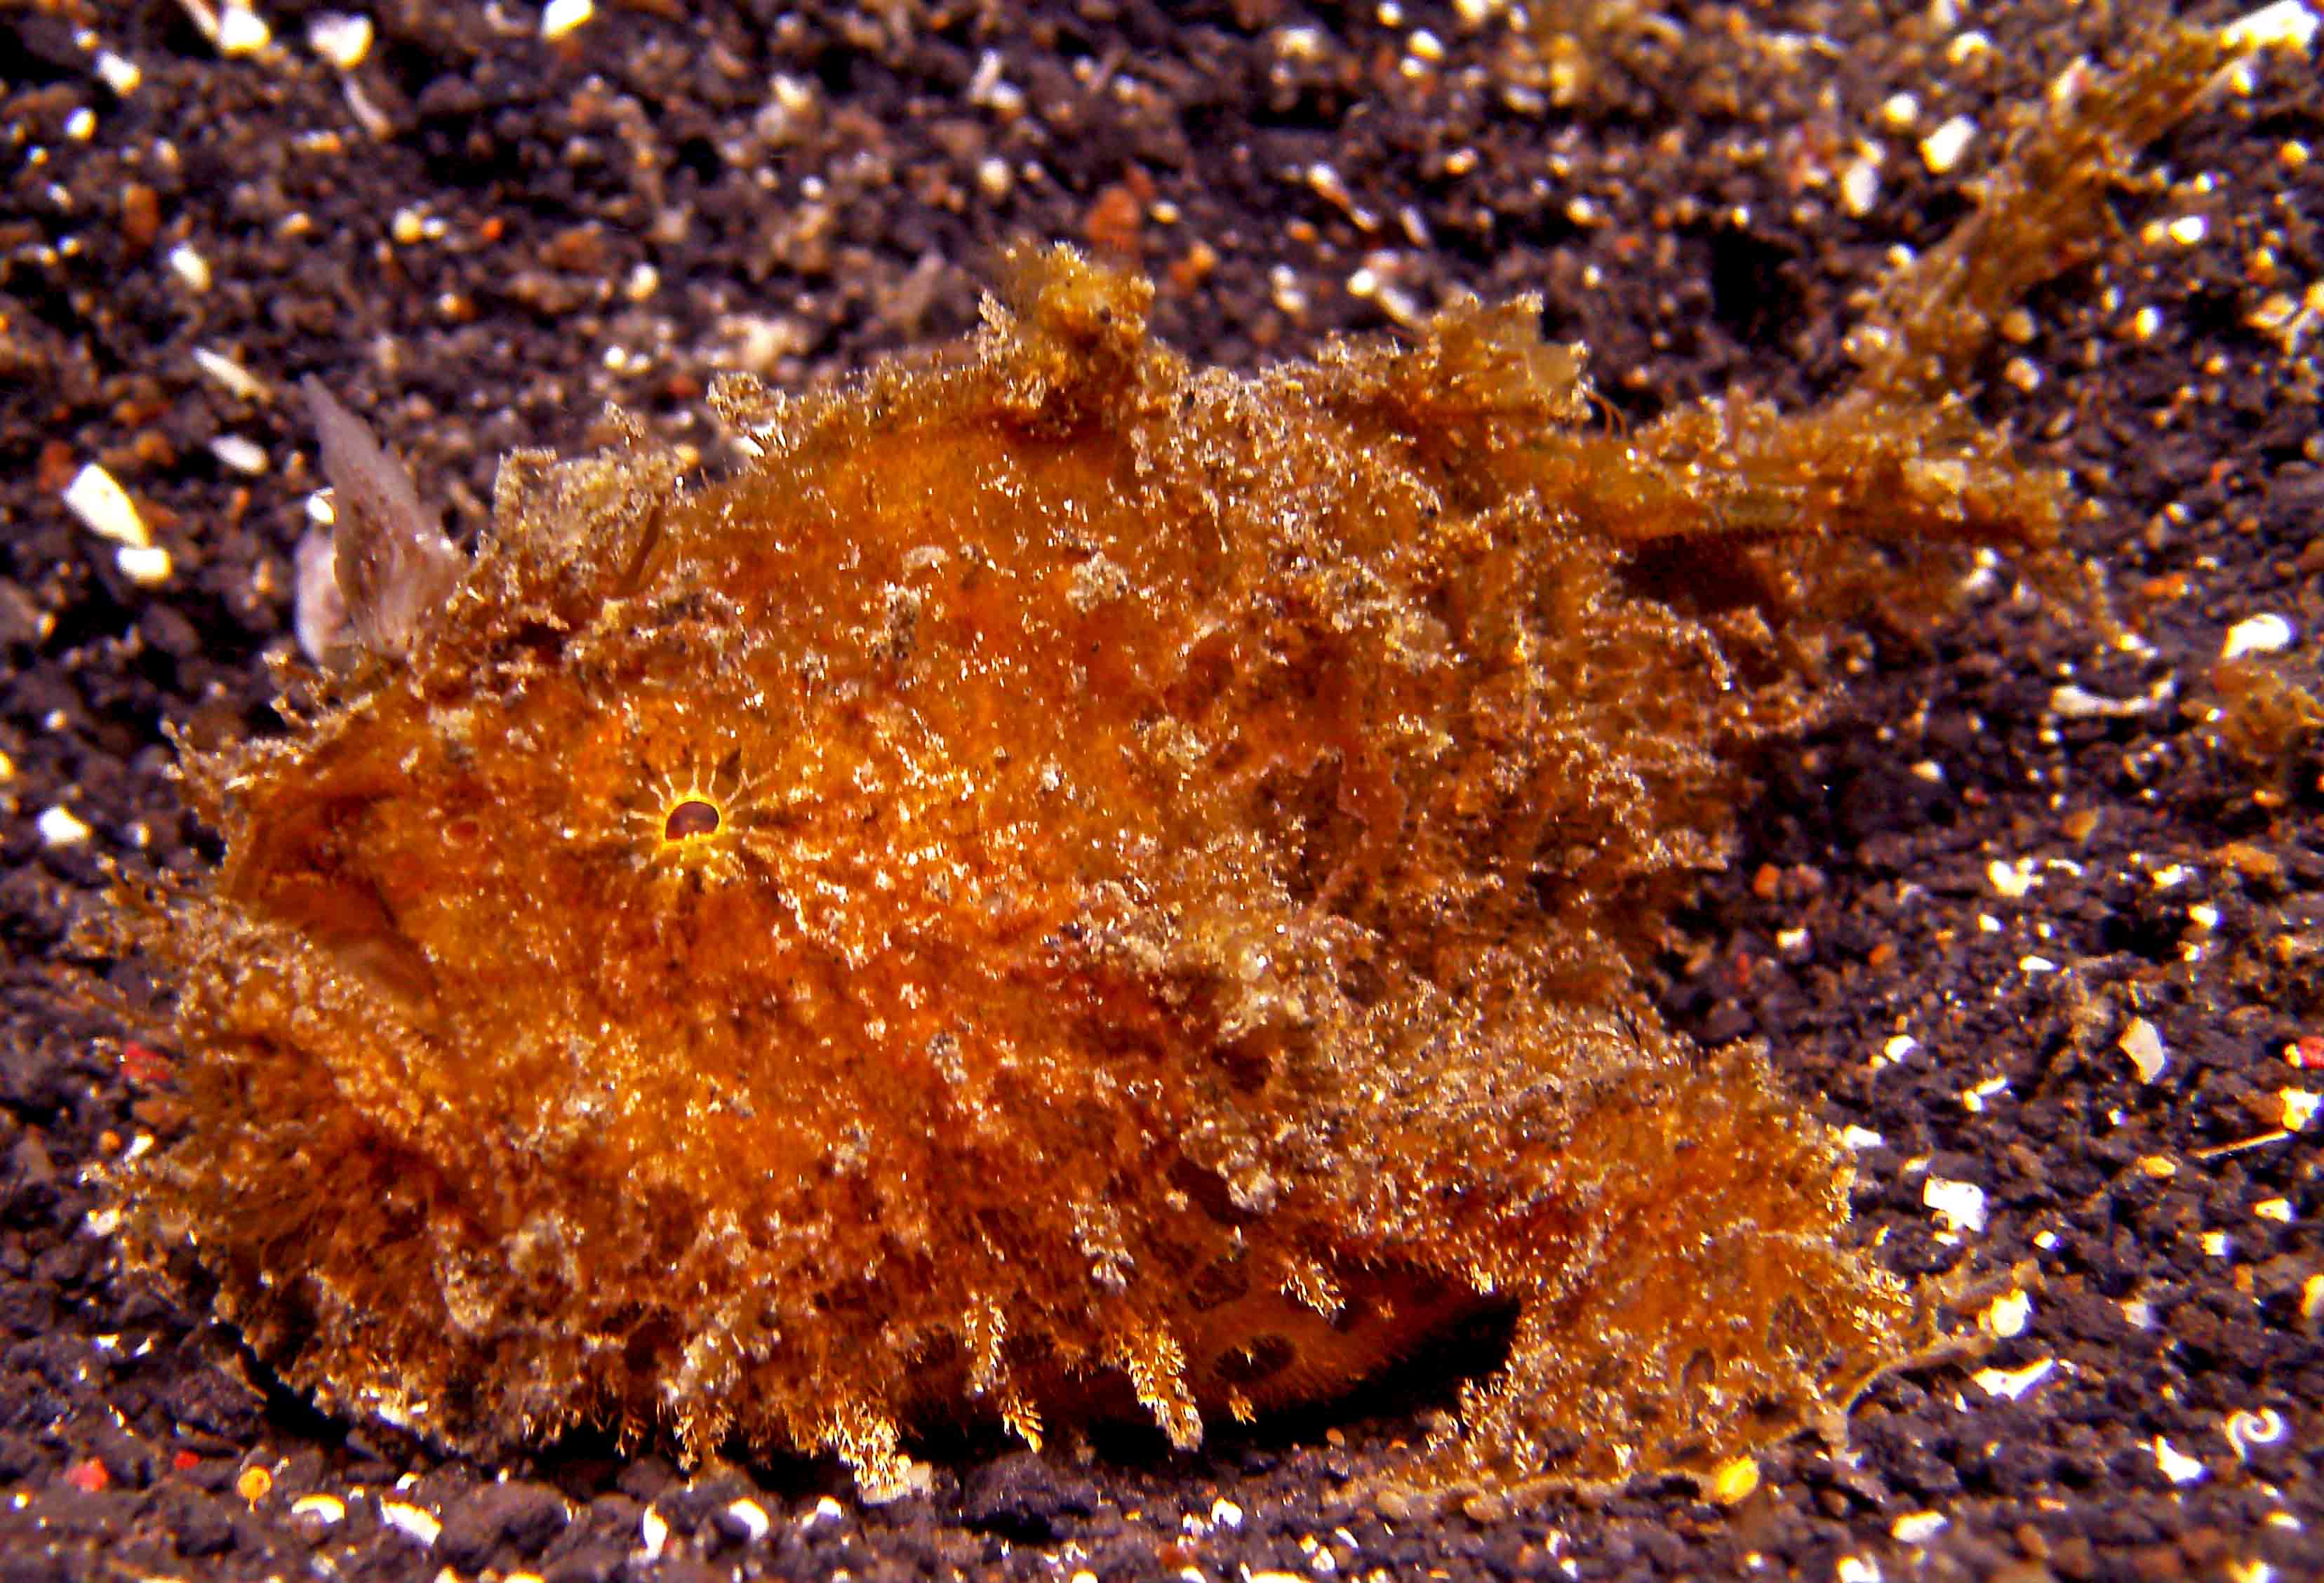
xmin=620 ymin=749 xmax=764 ymax=886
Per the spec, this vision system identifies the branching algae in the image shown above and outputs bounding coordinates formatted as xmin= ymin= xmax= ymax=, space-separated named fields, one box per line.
xmin=120 ymin=27 xmax=2247 ymax=1505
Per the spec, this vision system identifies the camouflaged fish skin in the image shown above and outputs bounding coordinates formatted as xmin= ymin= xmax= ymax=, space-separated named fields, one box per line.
xmin=133 ymin=243 xmax=2097 ymax=1503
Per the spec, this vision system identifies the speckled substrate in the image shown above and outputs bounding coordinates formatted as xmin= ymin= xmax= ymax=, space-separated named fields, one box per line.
xmin=1 ymin=4 xmax=2320 ymax=1582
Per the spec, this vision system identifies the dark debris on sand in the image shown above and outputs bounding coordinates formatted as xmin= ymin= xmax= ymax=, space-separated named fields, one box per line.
xmin=2 ymin=1 xmax=2321 ymax=1579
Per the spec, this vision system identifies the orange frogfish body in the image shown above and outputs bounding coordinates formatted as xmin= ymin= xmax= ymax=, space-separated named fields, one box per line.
xmin=131 ymin=246 xmax=2067 ymax=1503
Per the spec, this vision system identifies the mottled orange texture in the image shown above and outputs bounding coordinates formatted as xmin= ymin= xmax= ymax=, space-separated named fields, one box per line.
xmin=139 ymin=246 xmax=2034 ymax=1503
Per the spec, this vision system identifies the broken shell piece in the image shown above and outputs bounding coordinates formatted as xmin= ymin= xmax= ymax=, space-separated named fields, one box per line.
xmin=2118 ymin=1018 xmax=2168 ymax=1083
xmin=1923 ymin=1176 xmax=1989 ymax=1234
xmin=2220 ymin=613 xmax=2296 ymax=660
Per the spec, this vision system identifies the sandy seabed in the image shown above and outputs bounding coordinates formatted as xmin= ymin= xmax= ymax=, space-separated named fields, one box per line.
xmin=0 ymin=3 xmax=2319 ymax=1580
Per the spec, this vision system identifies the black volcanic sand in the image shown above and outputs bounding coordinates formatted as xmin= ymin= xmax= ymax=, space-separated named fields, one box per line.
xmin=3 ymin=3 xmax=2321 ymax=1580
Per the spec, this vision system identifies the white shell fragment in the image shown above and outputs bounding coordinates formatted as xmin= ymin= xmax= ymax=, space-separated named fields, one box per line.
xmin=2119 ymin=1018 xmax=2168 ymax=1083
xmin=193 ymin=346 xmax=270 ymax=402
xmin=378 ymin=1499 xmax=441 ymax=1545
xmin=2220 ymin=613 xmax=2296 ymax=660
xmin=1920 ymin=115 xmax=1976 ymax=174
xmin=723 ymin=1497 xmax=771 ymax=1543
xmin=2152 ymin=1436 xmax=2209 ymax=1485
xmin=1923 ymin=1176 xmax=1989 ymax=1234
xmin=37 ymin=808 xmax=93 ymax=848
xmin=2050 ymin=683 xmax=2153 ymax=719
xmin=289 ymin=1492 xmax=346 ymax=1523
xmin=209 ymin=435 xmax=270 ymax=476
xmin=1840 ymin=156 xmax=1881 ymax=216
xmin=116 ymin=545 xmax=175 ymax=587
xmin=1975 ymin=1358 xmax=2057 ymax=1399
xmin=1982 ymin=1288 xmax=2034 ymax=1339
xmin=168 ymin=243 xmax=213 ymax=293
xmin=1892 ymin=1512 xmax=1949 ymax=1544
xmin=1988 ymin=857 xmax=2041 ymax=898
xmin=218 ymin=4 xmax=272 ymax=55
xmin=63 ymin=463 xmax=149 ymax=548
xmin=307 ymin=12 xmax=374 ymax=68
xmin=95 ymin=51 xmax=143 ymax=95
xmin=542 ymin=0 xmax=595 ymax=39
xmin=2222 ymin=0 xmax=2320 ymax=51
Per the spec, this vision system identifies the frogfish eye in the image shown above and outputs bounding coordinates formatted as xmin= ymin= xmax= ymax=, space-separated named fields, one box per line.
xmin=664 ymin=799 xmax=722 ymax=841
